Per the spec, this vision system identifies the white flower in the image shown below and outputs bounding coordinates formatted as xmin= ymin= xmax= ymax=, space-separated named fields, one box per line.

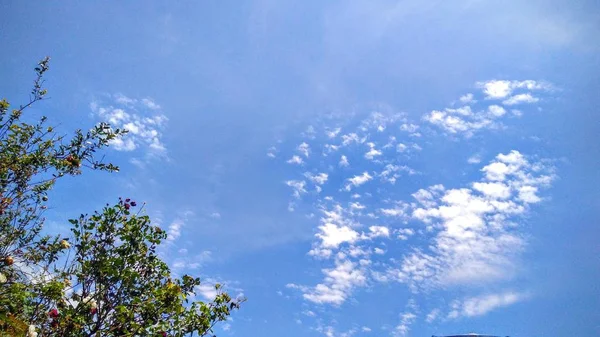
xmin=27 ymin=325 xmax=38 ymax=337
xmin=83 ymin=296 xmax=98 ymax=310
xmin=60 ymin=240 xmax=71 ymax=249
xmin=0 ymin=273 xmax=7 ymax=283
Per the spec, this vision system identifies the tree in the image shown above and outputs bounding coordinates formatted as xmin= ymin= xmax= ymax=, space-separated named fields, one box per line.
xmin=0 ymin=58 xmax=242 ymax=336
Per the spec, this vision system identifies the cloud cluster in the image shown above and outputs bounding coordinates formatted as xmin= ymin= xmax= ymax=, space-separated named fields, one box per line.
xmin=91 ymin=94 xmax=168 ymax=154
xmin=394 ymin=151 xmax=554 ymax=290
xmin=393 ymin=300 xmax=418 ymax=336
xmin=425 ymin=80 xmax=553 ymax=136
xmin=282 ymin=148 xmax=553 ymax=311
xmin=269 ymin=94 xmax=556 ymax=333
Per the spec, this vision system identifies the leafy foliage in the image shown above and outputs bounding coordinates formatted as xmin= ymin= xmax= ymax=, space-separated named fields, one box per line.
xmin=0 ymin=59 xmax=242 ymax=336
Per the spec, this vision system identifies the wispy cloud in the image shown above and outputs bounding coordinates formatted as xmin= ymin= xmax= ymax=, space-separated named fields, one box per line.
xmin=287 ymin=155 xmax=304 ymax=165
xmin=478 ymin=80 xmax=553 ymax=99
xmin=339 ymin=155 xmax=349 ymax=167
xmin=393 ymin=300 xmax=418 ymax=337
xmin=91 ymin=94 xmax=168 ymax=155
xmin=305 ymin=172 xmax=329 ymax=185
xmin=286 ymin=180 xmax=307 ymax=198
xmin=503 ymin=93 xmax=539 ymax=105
xmin=297 ymin=142 xmax=311 ymax=157
xmin=448 ymin=291 xmax=528 ymax=318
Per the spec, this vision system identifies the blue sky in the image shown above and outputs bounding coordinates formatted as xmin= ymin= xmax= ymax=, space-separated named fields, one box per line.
xmin=1 ymin=1 xmax=599 ymax=336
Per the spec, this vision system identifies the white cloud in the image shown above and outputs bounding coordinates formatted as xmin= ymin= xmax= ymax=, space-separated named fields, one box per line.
xmin=445 ymin=106 xmax=473 ymax=116
xmin=166 ymin=220 xmax=183 ymax=242
xmin=316 ymin=223 xmax=359 ymax=248
xmin=450 ymin=291 xmax=527 ymax=318
xmin=472 ymin=182 xmax=511 ymax=199
xmin=345 ymin=172 xmax=372 ymax=191
xmin=326 ymin=127 xmax=342 ymax=138
xmin=396 ymin=143 xmax=408 ymax=152
xmin=268 ymin=80 xmax=560 ymax=327
xmin=303 ymin=310 xmax=316 ymax=317
xmin=379 ymin=164 xmax=416 ymax=184
xmin=397 ymin=228 xmax=415 ymax=240
xmin=316 ymin=325 xmax=358 ymax=337
xmin=286 ymin=180 xmax=307 ymax=198
xmin=481 ymin=150 xmax=528 ymax=181
xmin=303 ymin=259 xmax=367 ymax=305
xmin=368 ymin=226 xmax=390 ymax=238
xmin=424 ymin=108 xmax=496 ymax=136
xmin=396 ymin=151 xmax=555 ymax=290
xmin=339 ymin=155 xmax=349 ymax=167
xmin=512 ymin=80 xmax=554 ymax=91
xmin=487 ymin=105 xmax=506 ymax=117
xmin=109 ymin=137 xmax=137 ymax=151
xmin=480 ymin=80 xmax=513 ymax=99
xmin=380 ymin=200 xmax=410 ymax=217
xmin=302 ymin=125 xmax=317 ymax=139
xmin=286 ymin=283 xmax=307 ymax=291
xmin=459 ymin=93 xmax=476 ymax=104
xmin=299 ymin=201 xmax=383 ymax=303
xmin=113 ymin=93 xmax=137 ymax=106
xmin=298 ymin=142 xmax=311 ymax=157
xmin=305 ymin=172 xmax=329 ymax=185
xmin=393 ymin=301 xmax=418 ymax=337
xmin=412 ymin=186 xmax=443 ymax=208
xmin=426 ymin=80 xmax=552 ymax=136
xmin=308 ymin=247 xmax=333 ymax=259
xmin=467 ymin=155 xmax=482 ymax=164
xmin=141 ymin=97 xmax=161 ymax=110
xmin=349 ymin=202 xmax=365 ymax=211
xmin=400 ymin=123 xmax=420 ymax=133
xmin=341 ymin=133 xmax=364 ymax=146
xmin=287 ymin=155 xmax=304 ymax=165
xmin=425 ymin=309 xmax=440 ymax=323
xmin=478 ymin=80 xmax=552 ymax=100
xmin=424 ymin=108 xmax=494 ymax=136
xmin=324 ymin=144 xmax=340 ymax=155
xmin=364 ymin=143 xmax=382 ymax=160
xmin=517 ymin=185 xmax=541 ymax=203
xmin=503 ymin=93 xmax=539 ymax=105
xmin=91 ymin=97 xmax=168 ymax=155
xmin=195 ymin=278 xmax=241 ymax=302
xmin=360 ymin=111 xmax=404 ymax=133
xmin=172 ymin=250 xmax=211 ymax=271
xmin=195 ymin=282 xmax=219 ymax=301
